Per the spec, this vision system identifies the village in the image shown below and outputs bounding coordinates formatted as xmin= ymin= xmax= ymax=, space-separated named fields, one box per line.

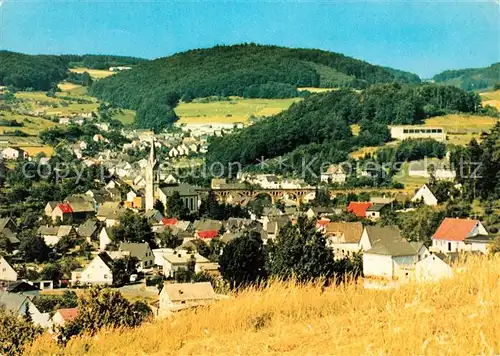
xmin=0 ymin=106 xmax=498 ymax=332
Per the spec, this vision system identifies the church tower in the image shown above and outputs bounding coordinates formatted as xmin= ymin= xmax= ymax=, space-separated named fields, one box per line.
xmin=145 ymin=139 xmax=159 ymax=211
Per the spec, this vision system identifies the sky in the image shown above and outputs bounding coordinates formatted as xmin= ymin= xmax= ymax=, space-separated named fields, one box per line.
xmin=0 ymin=0 xmax=498 ymax=78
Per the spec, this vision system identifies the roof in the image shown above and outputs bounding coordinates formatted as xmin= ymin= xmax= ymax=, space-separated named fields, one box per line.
xmin=163 ymin=251 xmax=209 ymax=264
xmin=78 ymin=220 xmax=98 ymax=237
xmin=220 ymin=232 xmax=242 ymax=244
xmin=38 ymin=225 xmax=59 ymax=236
xmin=364 ymin=226 xmax=402 ymax=246
xmin=159 ymin=183 xmax=198 ymax=197
xmin=97 ymin=202 xmax=126 ymax=219
xmin=96 ymin=252 xmax=115 ymax=269
xmin=119 ymin=242 xmax=151 ymax=259
xmin=194 ymin=219 xmax=222 ymax=232
xmin=65 ymin=195 xmax=95 ymax=212
xmin=162 ymin=282 xmax=216 ymax=302
xmin=432 ymin=218 xmax=480 ymax=242
xmin=347 ymin=202 xmax=373 ymax=217
xmin=45 ymin=201 xmax=59 ymax=210
xmin=162 ymin=218 xmax=178 ymax=226
xmin=0 ymin=218 xmax=15 ymax=231
xmin=365 ymin=239 xmax=419 ymax=257
xmin=464 ymin=235 xmax=497 ymax=244
xmin=366 ymin=203 xmax=387 ymax=212
xmin=56 ymin=307 xmax=79 ymax=322
xmin=1 ymin=228 xmax=19 ymax=244
xmin=323 ymin=164 xmax=346 ymax=175
xmin=6 ymin=281 xmax=39 ymax=293
xmin=325 ymin=222 xmax=363 ymax=243
xmin=57 ymin=225 xmax=74 ymax=237
xmin=56 ymin=203 xmax=73 ymax=214
xmin=0 ymin=291 xmax=29 ymax=313
xmin=310 ymin=207 xmax=339 ymax=214
xmin=198 ymin=230 xmax=219 ymax=239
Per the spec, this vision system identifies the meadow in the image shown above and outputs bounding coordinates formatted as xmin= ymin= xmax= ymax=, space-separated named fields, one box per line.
xmin=480 ymin=89 xmax=500 ymax=110
xmin=27 ymin=255 xmax=500 ymax=355
xmin=175 ymin=97 xmax=302 ymax=124
xmin=69 ymin=67 xmax=115 ymax=79
xmin=424 ymin=114 xmax=498 ymax=145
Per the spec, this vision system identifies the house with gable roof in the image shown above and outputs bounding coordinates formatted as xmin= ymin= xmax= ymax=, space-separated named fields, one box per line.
xmin=323 ymin=221 xmax=363 ymax=259
xmin=71 ymin=252 xmax=114 ymax=286
xmin=347 ymin=202 xmax=372 ymax=218
xmin=158 ymin=282 xmax=217 ymax=317
xmin=431 ymin=218 xmax=488 ymax=253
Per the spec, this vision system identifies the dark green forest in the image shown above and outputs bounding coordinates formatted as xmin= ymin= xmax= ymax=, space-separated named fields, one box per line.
xmin=432 ymin=62 xmax=500 ymax=91
xmin=0 ymin=51 xmax=68 ymax=91
xmin=206 ymin=83 xmax=481 ymax=178
xmin=59 ymin=54 xmax=148 ymax=69
xmin=89 ymin=44 xmax=422 ymax=128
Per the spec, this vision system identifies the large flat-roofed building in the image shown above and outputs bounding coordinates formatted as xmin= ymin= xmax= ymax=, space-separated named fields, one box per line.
xmin=390 ymin=126 xmax=446 ymax=141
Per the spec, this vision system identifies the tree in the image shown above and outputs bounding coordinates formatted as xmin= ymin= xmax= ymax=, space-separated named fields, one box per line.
xmin=153 ymin=200 xmax=165 ymax=215
xmin=398 ymin=206 xmax=444 ymax=244
xmin=269 ymin=217 xmax=336 ymax=283
xmin=157 ymin=228 xmax=183 ymax=249
xmin=166 ymin=192 xmax=189 ymax=219
xmin=18 ymin=233 xmax=50 ymax=262
xmin=40 ymin=263 xmax=62 ymax=284
xmin=59 ymin=287 xmax=152 ymax=342
xmin=112 ymin=256 xmax=139 ymax=286
xmin=312 ymin=187 xmax=331 ymax=206
xmin=219 ymin=231 xmax=268 ymax=289
xmin=0 ymin=309 xmax=43 ymax=355
xmin=112 ymin=210 xmax=154 ymax=244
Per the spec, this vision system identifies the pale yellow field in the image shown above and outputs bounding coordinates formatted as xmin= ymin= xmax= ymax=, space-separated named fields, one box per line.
xmin=70 ymin=67 xmax=115 ymax=79
xmin=57 ymin=82 xmax=83 ymax=92
xmin=425 ymin=114 xmax=498 ymax=145
xmin=27 ymin=255 xmax=500 ymax=355
xmin=480 ymin=90 xmax=500 ymax=110
xmin=175 ymin=98 xmax=302 ymax=124
xmin=297 ymin=87 xmax=337 ymax=93
xmin=349 ymin=146 xmax=378 ymax=159
xmin=18 ymin=145 xmax=55 ymax=157
xmin=14 ymin=90 xmax=98 ymax=116
xmin=0 ymin=112 xmax=55 ymax=136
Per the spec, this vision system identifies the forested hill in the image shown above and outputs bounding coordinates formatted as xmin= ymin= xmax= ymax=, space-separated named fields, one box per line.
xmin=0 ymin=51 xmax=148 ymax=91
xmin=59 ymin=54 xmax=148 ymax=70
xmin=0 ymin=51 xmax=68 ymax=91
xmin=206 ymin=83 xmax=481 ymax=178
xmin=89 ymin=44 xmax=421 ymax=108
xmin=432 ymin=63 xmax=500 ymax=91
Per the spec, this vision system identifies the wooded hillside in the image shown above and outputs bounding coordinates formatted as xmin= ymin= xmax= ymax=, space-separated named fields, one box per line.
xmin=433 ymin=62 xmax=500 ymax=91
xmin=89 ymin=43 xmax=421 ymax=109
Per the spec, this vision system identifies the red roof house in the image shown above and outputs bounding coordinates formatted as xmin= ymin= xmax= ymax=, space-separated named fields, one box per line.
xmin=432 ymin=218 xmax=484 ymax=242
xmin=162 ymin=218 xmax=178 ymax=226
xmin=197 ymin=230 xmax=219 ymax=239
xmin=52 ymin=307 xmax=79 ymax=327
xmin=431 ymin=218 xmax=488 ymax=253
xmin=347 ymin=202 xmax=372 ymax=218
xmin=56 ymin=203 xmax=73 ymax=214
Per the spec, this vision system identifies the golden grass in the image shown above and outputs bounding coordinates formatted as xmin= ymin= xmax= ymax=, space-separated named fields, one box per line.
xmin=480 ymin=90 xmax=500 ymax=110
xmin=18 ymin=145 xmax=54 ymax=157
xmin=0 ymin=112 xmax=55 ymax=136
xmin=425 ymin=114 xmax=498 ymax=146
xmin=57 ymin=82 xmax=83 ymax=92
xmin=175 ymin=98 xmax=301 ymax=124
xmin=27 ymin=256 xmax=500 ymax=355
xmin=297 ymin=87 xmax=337 ymax=93
xmin=70 ymin=67 xmax=115 ymax=79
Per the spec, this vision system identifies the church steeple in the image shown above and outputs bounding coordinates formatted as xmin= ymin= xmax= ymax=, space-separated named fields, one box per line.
xmin=145 ymin=139 xmax=159 ymax=211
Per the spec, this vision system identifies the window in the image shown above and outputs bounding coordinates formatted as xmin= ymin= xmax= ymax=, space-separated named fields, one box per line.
xmin=448 ymin=242 xmax=451 ymax=252
xmin=403 ymin=129 xmax=409 ymax=133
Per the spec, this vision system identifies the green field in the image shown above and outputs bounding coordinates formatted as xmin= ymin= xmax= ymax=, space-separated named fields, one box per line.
xmin=424 ymin=114 xmax=498 ymax=145
xmin=14 ymin=90 xmax=99 ymax=116
xmin=113 ymin=109 xmax=136 ymax=125
xmin=175 ymin=97 xmax=302 ymax=124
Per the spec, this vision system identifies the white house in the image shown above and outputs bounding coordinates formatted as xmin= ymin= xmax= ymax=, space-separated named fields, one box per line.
xmin=431 ymin=218 xmax=488 ymax=253
xmin=51 ymin=307 xmax=79 ymax=328
xmin=323 ymin=222 xmax=363 ymax=259
xmin=158 ymin=282 xmax=216 ymax=317
xmin=411 ymin=184 xmax=438 ymax=206
xmin=1 ymin=147 xmax=27 ymax=160
xmin=0 ymin=256 xmax=17 ymax=281
xmin=162 ymin=251 xmax=210 ymax=278
xmin=118 ymin=242 xmax=154 ymax=270
xmin=407 ymin=158 xmax=456 ymax=181
xmin=99 ymin=227 xmax=113 ymax=251
xmin=463 ymin=235 xmax=498 ymax=254
xmin=71 ymin=253 xmax=114 ymax=286
xmin=415 ymin=253 xmax=453 ymax=282
xmin=0 ymin=291 xmax=49 ymax=327
xmin=320 ymin=164 xmax=347 ymax=183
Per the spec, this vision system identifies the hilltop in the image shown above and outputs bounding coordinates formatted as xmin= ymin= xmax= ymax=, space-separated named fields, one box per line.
xmin=89 ymin=43 xmax=421 ymax=109
xmin=27 ymin=256 xmax=500 ymax=355
xmin=433 ymin=62 xmax=500 ymax=91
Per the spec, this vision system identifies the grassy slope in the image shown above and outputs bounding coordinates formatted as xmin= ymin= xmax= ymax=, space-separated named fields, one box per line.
xmin=175 ymin=97 xmax=302 ymax=124
xmin=424 ymin=114 xmax=498 ymax=145
xmin=27 ymin=255 xmax=500 ymax=355
xmin=480 ymin=90 xmax=500 ymax=110
xmin=70 ymin=67 xmax=115 ymax=79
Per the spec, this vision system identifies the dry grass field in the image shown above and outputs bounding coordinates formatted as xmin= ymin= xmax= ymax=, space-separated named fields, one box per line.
xmin=70 ymin=67 xmax=115 ymax=79
xmin=424 ymin=114 xmax=498 ymax=145
xmin=27 ymin=255 xmax=500 ymax=355
xmin=297 ymin=87 xmax=337 ymax=93
xmin=480 ymin=90 xmax=500 ymax=110
xmin=175 ymin=97 xmax=302 ymax=124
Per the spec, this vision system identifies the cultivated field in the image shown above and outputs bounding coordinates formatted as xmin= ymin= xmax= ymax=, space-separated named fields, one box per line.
xmin=175 ymin=98 xmax=302 ymax=124
xmin=113 ymin=109 xmax=136 ymax=126
xmin=15 ymin=91 xmax=99 ymax=116
xmin=70 ymin=67 xmax=115 ymax=79
xmin=27 ymin=255 xmax=500 ymax=355
xmin=297 ymin=87 xmax=337 ymax=93
xmin=480 ymin=90 xmax=500 ymax=110
xmin=424 ymin=114 xmax=498 ymax=145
